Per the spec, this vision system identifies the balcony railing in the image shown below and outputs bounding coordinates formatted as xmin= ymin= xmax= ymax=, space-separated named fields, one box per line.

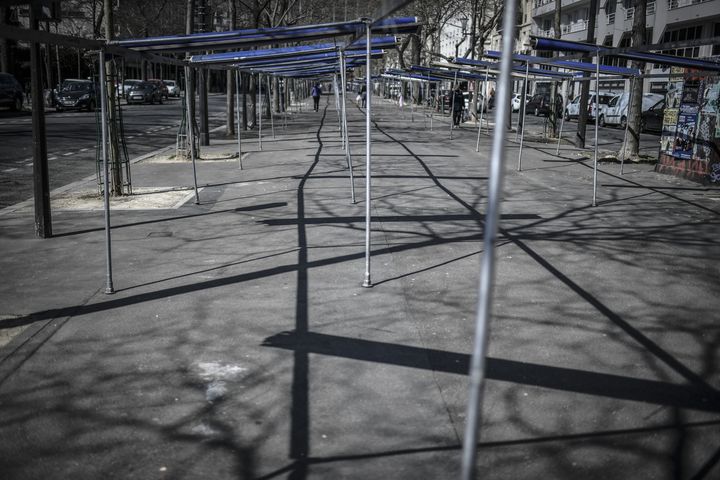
xmin=539 ymin=28 xmax=555 ymax=37
xmin=534 ymin=0 xmax=554 ymax=8
xmin=625 ymin=7 xmax=634 ymax=19
xmin=606 ymin=12 xmax=615 ymax=24
xmin=562 ymin=20 xmax=588 ymax=34
xmin=647 ymin=1 xmax=656 ymax=14
xmin=669 ymin=0 xmax=710 ymax=9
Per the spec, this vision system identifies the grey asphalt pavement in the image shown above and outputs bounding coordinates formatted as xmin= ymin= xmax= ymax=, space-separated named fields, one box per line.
xmin=0 ymin=95 xmax=718 ymax=479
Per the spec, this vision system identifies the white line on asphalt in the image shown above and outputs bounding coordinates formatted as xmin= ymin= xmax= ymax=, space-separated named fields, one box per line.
xmin=127 ymin=136 xmax=135 ymax=139
xmin=80 ymin=148 xmax=89 ymax=152
xmin=63 ymin=152 xmax=74 ymax=156
xmin=3 ymin=168 xmax=18 ymax=173
xmin=48 ymin=156 xmax=57 ymax=160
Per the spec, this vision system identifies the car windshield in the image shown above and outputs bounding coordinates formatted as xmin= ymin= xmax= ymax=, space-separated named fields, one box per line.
xmin=61 ymin=81 xmax=91 ymax=92
xmin=165 ymin=81 xmax=176 ymax=86
xmin=133 ymin=83 xmax=152 ymax=90
xmin=598 ymin=95 xmax=614 ymax=104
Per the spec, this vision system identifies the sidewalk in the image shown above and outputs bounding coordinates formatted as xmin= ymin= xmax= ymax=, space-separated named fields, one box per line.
xmin=1 ymin=95 xmax=719 ymax=479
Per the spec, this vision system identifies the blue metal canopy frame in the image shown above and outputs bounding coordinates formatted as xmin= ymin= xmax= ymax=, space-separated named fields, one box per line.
xmin=483 ymin=50 xmax=640 ymax=77
xmin=112 ymin=17 xmax=419 ymax=53
xmin=532 ymin=36 xmax=720 ymax=72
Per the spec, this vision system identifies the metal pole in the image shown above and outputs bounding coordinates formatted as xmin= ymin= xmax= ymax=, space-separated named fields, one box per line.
xmin=592 ymin=56 xmax=600 ymax=207
xmin=449 ymin=69 xmax=458 ymax=139
xmin=235 ymin=70 xmax=243 ymax=170
xmin=620 ymin=76 xmax=635 ymax=175
xmin=362 ymin=22 xmax=373 ymax=288
xmin=460 ymin=0 xmax=517 ymax=475
xmin=267 ymin=75 xmax=275 ymax=139
xmin=476 ymin=67 xmax=489 ymax=152
xmin=98 ymin=50 xmax=114 ymax=294
xmin=258 ymin=74 xmax=263 ymax=150
xmin=556 ymin=80 xmax=568 ymax=155
xmin=517 ymin=62 xmax=530 ymax=171
xmin=340 ymin=52 xmax=356 ymax=204
xmin=185 ymin=66 xmax=200 ymax=204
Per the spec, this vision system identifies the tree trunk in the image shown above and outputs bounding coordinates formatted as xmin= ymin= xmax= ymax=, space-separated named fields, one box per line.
xmin=0 ymin=7 xmax=9 ymax=73
xmin=548 ymin=0 xmax=561 ymax=137
xmin=624 ymin=0 xmax=647 ymax=158
xmin=575 ymin=0 xmax=598 ymax=148
xmin=104 ymin=0 xmax=123 ymax=196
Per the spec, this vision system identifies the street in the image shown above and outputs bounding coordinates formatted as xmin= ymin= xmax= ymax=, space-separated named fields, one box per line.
xmin=0 ymin=94 xmax=229 ymax=209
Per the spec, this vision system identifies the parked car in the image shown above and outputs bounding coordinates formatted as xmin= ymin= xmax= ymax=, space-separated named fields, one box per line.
xmin=0 ymin=72 xmax=24 ymax=111
xmin=126 ymin=82 xmax=163 ymax=105
xmin=147 ymin=79 xmax=169 ymax=99
xmin=526 ymin=93 xmax=551 ymax=116
xmin=163 ymin=79 xmax=180 ymax=97
xmin=564 ymin=92 xmax=614 ymax=121
xmin=122 ymin=79 xmax=143 ymax=97
xmin=54 ymin=79 xmax=97 ymax=112
xmin=641 ymin=99 xmax=665 ymax=133
xmin=511 ymin=93 xmax=531 ymax=112
xmin=599 ymin=92 xmax=664 ymax=128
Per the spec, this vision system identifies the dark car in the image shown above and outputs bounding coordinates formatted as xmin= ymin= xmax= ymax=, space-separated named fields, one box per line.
xmin=526 ymin=93 xmax=551 ymax=116
xmin=0 ymin=72 xmax=24 ymax=111
xmin=55 ymin=79 xmax=97 ymax=112
xmin=147 ymin=79 xmax=169 ymax=99
xmin=641 ymin=99 xmax=664 ymax=133
xmin=126 ymin=82 xmax=163 ymax=105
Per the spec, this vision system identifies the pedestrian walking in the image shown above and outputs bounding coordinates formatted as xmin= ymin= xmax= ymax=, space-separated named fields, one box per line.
xmin=452 ymin=87 xmax=464 ymax=127
xmin=311 ymin=83 xmax=322 ymax=111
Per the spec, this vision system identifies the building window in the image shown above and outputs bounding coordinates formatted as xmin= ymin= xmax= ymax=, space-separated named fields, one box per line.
xmin=713 ymin=24 xmax=720 ymax=56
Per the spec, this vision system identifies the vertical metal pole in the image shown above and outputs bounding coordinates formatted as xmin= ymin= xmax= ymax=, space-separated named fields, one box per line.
xmin=516 ymin=62 xmax=529 ymax=141
xmin=235 ymin=70 xmax=243 ymax=170
xmin=592 ymin=56 xmax=600 ymax=207
xmin=620 ymin=76 xmax=635 ymax=175
xmin=476 ymin=67 xmax=489 ymax=152
xmin=362 ymin=22 xmax=373 ymax=288
xmin=267 ymin=75 xmax=275 ymax=139
xmin=30 ymin=6 xmax=51 ymax=238
xmin=556 ymin=80 xmax=568 ymax=155
xmin=185 ymin=66 xmax=200 ymax=204
xmin=98 ymin=50 xmax=114 ymax=294
xmin=517 ymin=63 xmax=530 ymax=171
xmin=449 ymin=69 xmax=458 ymax=139
xmin=460 ymin=0 xmax=517 ymax=475
xmin=258 ymin=74 xmax=263 ymax=150
xmin=340 ymin=52 xmax=356 ymax=204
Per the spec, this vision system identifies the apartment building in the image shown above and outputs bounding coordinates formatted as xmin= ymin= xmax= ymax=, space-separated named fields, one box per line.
xmin=531 ymin=0 xmax=720 ymax=92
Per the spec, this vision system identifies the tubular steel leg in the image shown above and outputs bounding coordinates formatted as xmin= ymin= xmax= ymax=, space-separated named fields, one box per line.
xmin=517 ymin=63 xmax=530 ymax=171
xmin=449 ymin=69 xmax=458 ymax=139
xmin=235 ymin=70 xmax=243 ymax=170
xmin=258 ymin=75 xmax=263 ymax=151
xmin=460 ymin=0 xmax=517 ymax=476
xmin=185 ymin=66 xmax=200 ymax=204
xmin=340 ymin=53 xmax=356 ymax=204
xmin=556 ymin=81 xmax=568 ymax=156
xmin=99 ymin=50 xmax=114 ymax=294
xmin=620 ymin=76 xmax=635 ymax=175
xmin=592 ymin=57 xmax=600 ymax=207
xmin=362 ymin=22 xmax=373 ymax=288
xmin=476 ymin=67 xmax=489 ymax=152
xmin=267 ymin=75 xmax=275 ymax=139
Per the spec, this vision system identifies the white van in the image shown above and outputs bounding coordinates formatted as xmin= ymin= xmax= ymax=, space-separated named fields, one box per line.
xmin=564 ymin=92 xmax=615 ymax=121
xmin=599 ymin=92 xmax=664 ymax=128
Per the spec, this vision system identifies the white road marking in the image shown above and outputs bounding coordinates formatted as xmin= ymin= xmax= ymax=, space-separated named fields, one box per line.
xmin=63 ymin=152 xmax=74 ymax=156
xmin=48 ymin=156 xmax=57 ymax=160
xmin=80 ymin=148 xmax=89 ymax=152
xmin=3 ymin=168 xmax=18 ymax=173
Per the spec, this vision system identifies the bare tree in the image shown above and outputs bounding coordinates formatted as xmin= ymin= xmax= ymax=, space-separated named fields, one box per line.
xmin=575 ymin=0 xmax=599 ymax=148
xmin=548 ymin=0 xmax=561 ymax=137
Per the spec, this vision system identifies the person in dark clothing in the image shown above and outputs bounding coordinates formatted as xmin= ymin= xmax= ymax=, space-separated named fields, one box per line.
xmin=311 ymin=83 xmax=322 ymax=111
xmin=452 ymin=87 xmax=464 ymax=127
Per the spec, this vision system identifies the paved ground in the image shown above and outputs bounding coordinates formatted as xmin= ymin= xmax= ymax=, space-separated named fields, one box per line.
xmin=0 ymin=94 xmax=719 ymax=479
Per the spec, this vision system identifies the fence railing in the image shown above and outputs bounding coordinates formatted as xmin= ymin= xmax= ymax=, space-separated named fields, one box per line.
xmin=607 ymin=12 xmax=615 ymax=24
xmin=669 ymin=0 xmax=710 ymax=9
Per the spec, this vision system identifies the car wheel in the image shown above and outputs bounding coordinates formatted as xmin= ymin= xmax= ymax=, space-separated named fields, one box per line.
xmin=564 ymin=110 xmax=570 ymax=121
xmin=620 ymin=116 xmax=627 ymax=129
xmin=534 ymin=107 xmax=539 ymax=116
xmin=87 ymin=100 xmax=96 ymax=112
xmin=640 ymin=118 xmax=646 ymax=133
xmin=159 ymin=96 xmax=163 ymax=105
xmin=599 ymin=115 xmax=606 ymax=127
xmin=55 ymin=106 xmax=63 ymax=112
